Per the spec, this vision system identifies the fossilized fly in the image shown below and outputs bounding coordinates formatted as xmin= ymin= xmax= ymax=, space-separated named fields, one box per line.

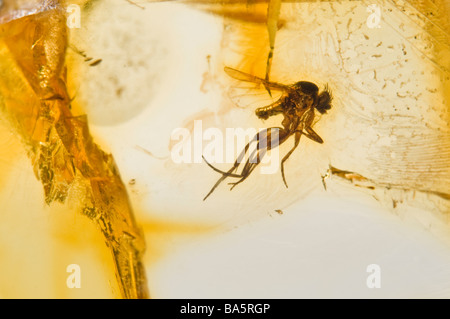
xmin=203 ymin=67 xmax=332 ymax=201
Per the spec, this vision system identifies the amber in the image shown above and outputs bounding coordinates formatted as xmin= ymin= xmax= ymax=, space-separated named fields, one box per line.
xmin=1 ymin=0 xmax=450 ymax=299
xmin=0 ymin=1 xmax=148 ymax=299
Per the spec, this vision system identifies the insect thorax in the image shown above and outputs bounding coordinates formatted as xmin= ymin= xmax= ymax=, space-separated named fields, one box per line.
xmin=293 ymin=81 xmax=319 ymax=95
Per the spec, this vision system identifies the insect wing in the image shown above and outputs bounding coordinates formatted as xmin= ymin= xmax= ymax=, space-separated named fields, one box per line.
xmin=224 ymin=67 xmax=288 ymax=91
xmin=224 ymin=67 xmax=285 ymax=109
xmin=227 ymin=78 xmax=284 ymax=109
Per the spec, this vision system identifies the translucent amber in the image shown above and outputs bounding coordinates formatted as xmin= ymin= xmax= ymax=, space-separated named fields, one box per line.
xmin=1 ymin=0 xmax=450 ymax=299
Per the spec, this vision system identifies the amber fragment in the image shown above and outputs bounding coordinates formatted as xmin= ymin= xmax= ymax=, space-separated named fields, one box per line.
xmin=0 ymin=1 xmax=148 ymax=299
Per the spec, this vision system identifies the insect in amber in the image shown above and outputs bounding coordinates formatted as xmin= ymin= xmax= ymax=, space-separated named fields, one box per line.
xmin=203 ymin=67 xmax=332 ymax=200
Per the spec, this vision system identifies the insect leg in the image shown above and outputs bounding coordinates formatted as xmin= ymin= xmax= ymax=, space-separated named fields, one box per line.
xmin=303 ymin=126 xmax=324 ymax=144
xmin=202 ymin=156 xmax=242 ymax=178
xmin=202 ymin=131 xmax=259 ymax=178
xmin=203 ymin=168 xmax=236 ymax=201
xmin=229 ymin=148 xmax=264 ymax=190
xmin=203 ymin=153 xmax=248 ymax=201
xmin=203 ymin=134 xmax=260 ymax=200
xmin=228 ymin=128 xmax=275 ymax=189
xmin=280 ymin=131 xmax=302 ymax=188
